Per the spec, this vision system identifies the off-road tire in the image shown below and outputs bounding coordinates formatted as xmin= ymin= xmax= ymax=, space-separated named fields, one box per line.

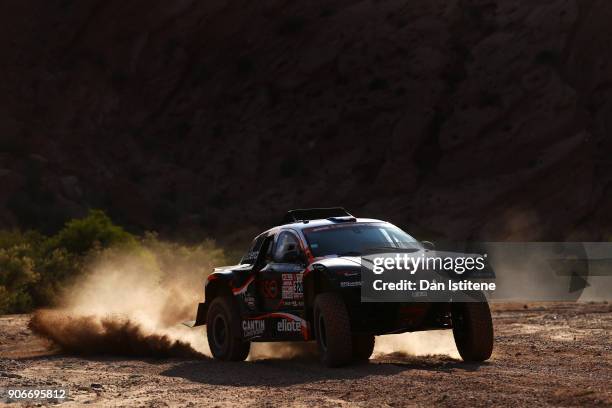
xmin=352 ymin=334 xmax=375 ymax=362
xmin=452 ymin=302 xmax=494 ymax=362
xmin=314 ymin=293 xmax=353 ymax=367
xmin=206 ymin=296 xmax=250 ymax=361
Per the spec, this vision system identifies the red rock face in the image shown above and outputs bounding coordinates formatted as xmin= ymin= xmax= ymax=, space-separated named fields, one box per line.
xmin=0 ymin=0 xmax=611 ymax=241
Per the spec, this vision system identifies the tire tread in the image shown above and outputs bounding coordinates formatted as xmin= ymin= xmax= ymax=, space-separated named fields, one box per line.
xmin=206 ymin=296 xmax=250 ymax=361
xmin=314 ymin=293 xmax=353 ymax=367
xmin=452 ymin=302 xmax=494 ymax=362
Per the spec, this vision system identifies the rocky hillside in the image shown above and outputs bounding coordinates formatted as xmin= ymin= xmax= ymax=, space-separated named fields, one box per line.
xmin=1 ymin=0 xmax=611 ymax=242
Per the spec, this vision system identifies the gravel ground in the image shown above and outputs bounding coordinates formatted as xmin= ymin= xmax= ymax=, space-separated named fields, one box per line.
xmin=1 ymin=302 xmax=610 ymax=407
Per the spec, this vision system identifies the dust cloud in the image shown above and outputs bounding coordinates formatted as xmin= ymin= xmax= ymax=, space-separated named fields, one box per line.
xmin=29 ymin=240 xmax=222 ymax=357
xmin=29 ymin=309 xmax=204 ymax=358
xmin=249 ymin=333 xmax=460 ymax=361
xmin=29 ymin=240 xmax=462 ymax=361
xmin=373 ymin=330 xmax=460 ymax=359
xmin=249 ymin=342 xmax=319 ymax=361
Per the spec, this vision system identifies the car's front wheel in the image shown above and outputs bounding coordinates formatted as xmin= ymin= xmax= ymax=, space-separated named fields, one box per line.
xmin=314 ymin=293 xmax=353 ymax=367
xmin=206 ymin=296 xmax=250 ymax=361
xmin=451 ymin=302 xmax=494 ymax=362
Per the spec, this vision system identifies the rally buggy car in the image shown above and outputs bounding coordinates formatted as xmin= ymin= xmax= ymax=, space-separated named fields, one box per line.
xmin=189 ymin=208 xmax=493 ymax=367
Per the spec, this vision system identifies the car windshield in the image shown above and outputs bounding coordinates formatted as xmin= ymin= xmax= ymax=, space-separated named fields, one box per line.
xmin=303 ymin=223 xmax=421 ymax=257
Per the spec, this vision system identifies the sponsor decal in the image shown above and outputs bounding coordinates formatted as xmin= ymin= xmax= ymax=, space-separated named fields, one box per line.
xmin=263 ymin=279 xmax=278 ymax=298
xmin=243 ymin=293 xmax=256 ymax=309
xmin=281 ymin=273 xmax=303 ymax=301
xmin=242 ymin=320 xmax=265 ymax=337
xmin=277 ymin=319 xmax=302 ymax=332
xmin=248 ymin=312 xmax=310 ymax=340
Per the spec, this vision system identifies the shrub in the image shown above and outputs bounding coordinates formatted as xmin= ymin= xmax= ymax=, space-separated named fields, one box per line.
xmin=31 ymin=248 xmax=80 ymax=307
xmin=0 ymin=210 xmax=230 ymax=313
xmin=0 ymin=245 xmax=38 ymax=313
xmin=48 ymin=209 xmax=136 ymax=255
xmin=0 ymin=210 xmax=137 ymax=312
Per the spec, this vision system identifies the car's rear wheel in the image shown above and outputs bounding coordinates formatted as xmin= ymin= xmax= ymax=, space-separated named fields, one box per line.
xmin=452 ymin=302 xmax=494 ymax=362
xmin=352 ymin=333 xmax=375 ymax=362
xmin=206 ymin=296 xmax=250 ymax=361
xmin=314 ymin=293 xmax=353 ymax=367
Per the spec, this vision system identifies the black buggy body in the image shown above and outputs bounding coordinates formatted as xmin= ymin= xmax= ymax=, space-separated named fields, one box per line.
xmin=191 ymin=208 xmax=494 ymax=366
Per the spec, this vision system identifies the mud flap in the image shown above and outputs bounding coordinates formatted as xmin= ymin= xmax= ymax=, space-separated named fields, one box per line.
xmin=182 ymin=303 xmax=208 ymax=327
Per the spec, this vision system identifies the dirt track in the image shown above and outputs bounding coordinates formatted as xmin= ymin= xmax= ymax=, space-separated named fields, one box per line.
xmin=1 ymin=303 xmax=610 ymax=407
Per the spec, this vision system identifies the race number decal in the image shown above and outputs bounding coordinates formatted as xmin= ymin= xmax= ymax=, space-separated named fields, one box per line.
xmin=281 ymin=273 xmax=303 ymax=306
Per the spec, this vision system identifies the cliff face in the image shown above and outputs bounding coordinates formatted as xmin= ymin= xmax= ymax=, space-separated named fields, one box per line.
xmin=1 ymin=0 xmax=611 ymax=241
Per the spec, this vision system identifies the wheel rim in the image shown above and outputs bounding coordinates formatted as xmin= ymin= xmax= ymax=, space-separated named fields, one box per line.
xmin=213 ymin=314 xmax=228 ymax=350
xmin=318 ymin=315 xmax=328 ymax=352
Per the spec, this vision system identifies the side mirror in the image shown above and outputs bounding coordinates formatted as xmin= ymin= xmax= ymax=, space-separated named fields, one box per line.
xmin=421 ymin=241 xmax=435 ymax=251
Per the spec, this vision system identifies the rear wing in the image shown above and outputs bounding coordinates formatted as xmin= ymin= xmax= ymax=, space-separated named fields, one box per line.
xmin=282 ymin=207 xmax=353 ymax=224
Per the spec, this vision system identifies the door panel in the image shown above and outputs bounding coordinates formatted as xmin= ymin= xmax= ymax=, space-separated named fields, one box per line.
xmin=256 ymin=230 xmax=306 ymax=313
xmin=257 ymin=262 xmax=304 ymax=311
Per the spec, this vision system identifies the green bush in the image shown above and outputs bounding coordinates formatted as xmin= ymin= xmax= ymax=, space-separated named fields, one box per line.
xmin=30 ymin=248 xmax=81 ymax=307
xmin=0 ymin=210 xmax=229 ymax=314
xmin=0 ymin=245 xmax=38 ymax=313
xmin=0 ymin=210 xmax=137 ymax=313
xmin=47 ymin=209 xmax=136 ymax=255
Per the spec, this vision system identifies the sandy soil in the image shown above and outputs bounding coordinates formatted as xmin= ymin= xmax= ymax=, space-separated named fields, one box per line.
xmin=1 ymin=302 xmax=610 ymax=407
